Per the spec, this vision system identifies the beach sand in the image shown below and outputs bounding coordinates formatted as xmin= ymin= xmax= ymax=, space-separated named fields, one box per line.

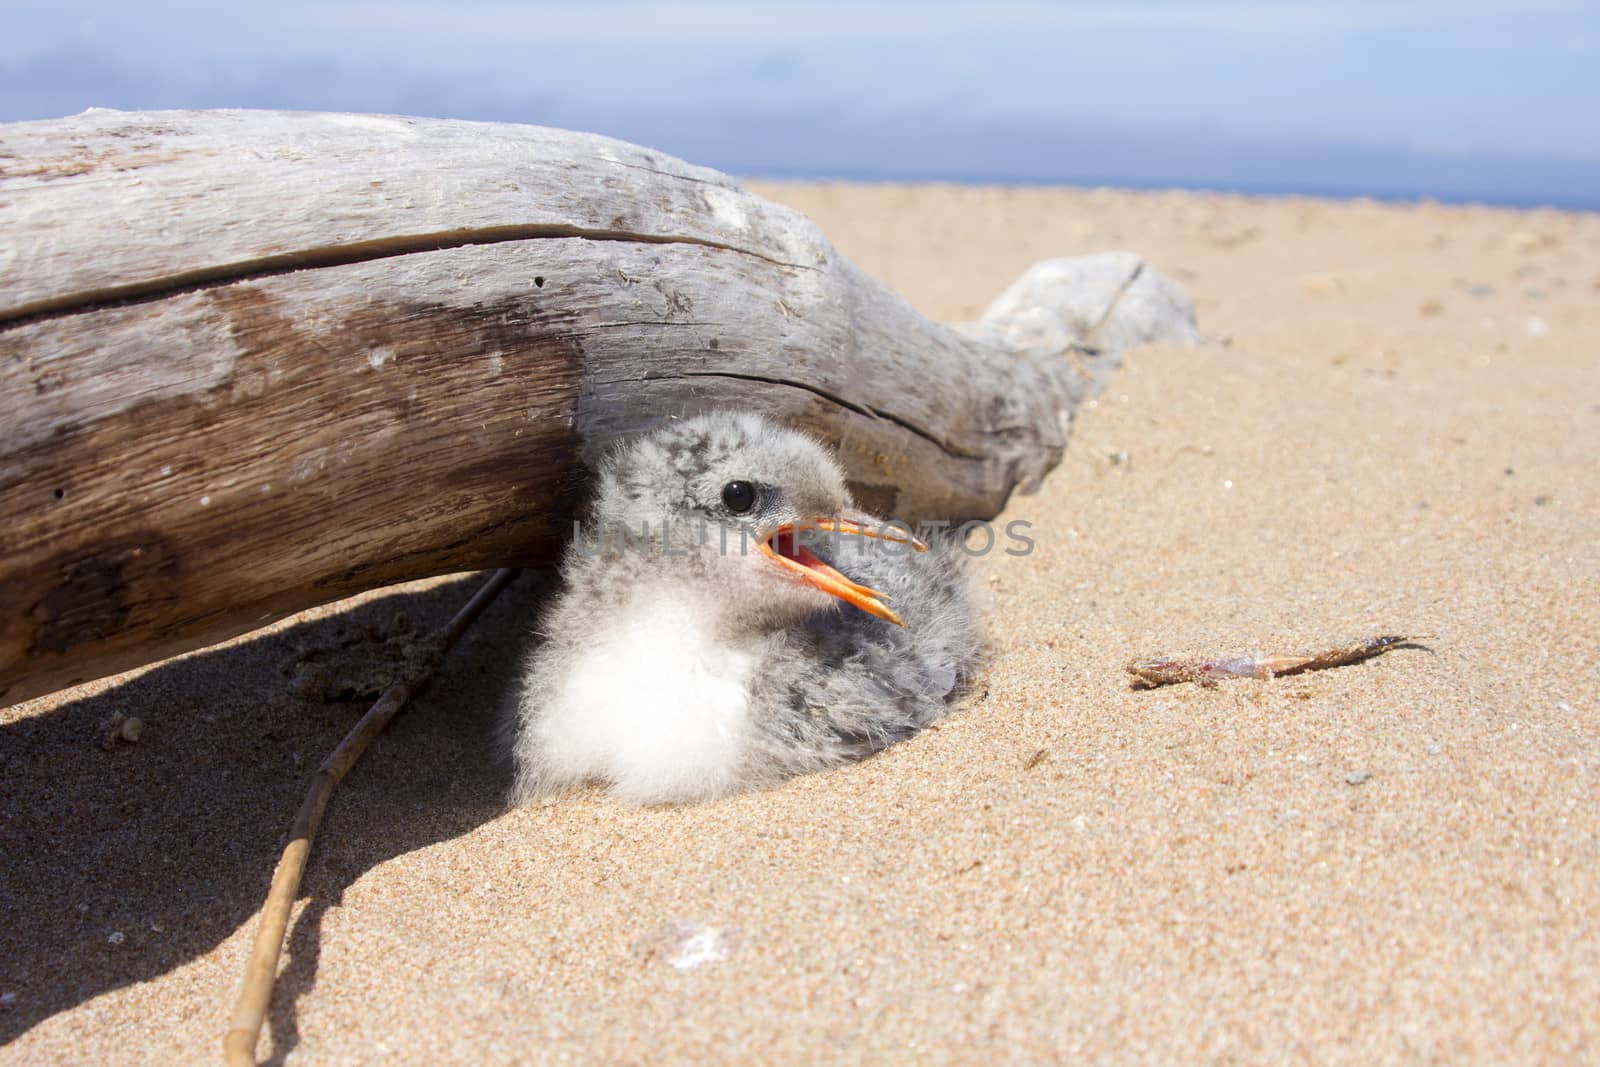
xmin=2 ymin=184 xmax=1596 ymax=1064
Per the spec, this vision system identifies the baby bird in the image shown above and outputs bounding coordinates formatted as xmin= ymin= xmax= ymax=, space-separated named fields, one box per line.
xmin=508 ymin=412 xmax=981 ymax=805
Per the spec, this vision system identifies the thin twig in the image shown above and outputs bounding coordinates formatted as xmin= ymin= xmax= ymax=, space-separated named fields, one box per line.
xmin=1126 ymin=634 xmax=1433 ymax=689
xmin=223 ymin=568 xmax=519 ymax=1067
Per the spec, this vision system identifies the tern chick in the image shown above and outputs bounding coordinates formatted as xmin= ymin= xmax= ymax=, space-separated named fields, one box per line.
xmin=508 ymin=412 xmax=981 ymax=805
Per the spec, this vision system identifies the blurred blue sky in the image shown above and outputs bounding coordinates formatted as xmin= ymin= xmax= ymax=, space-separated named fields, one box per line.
xmin=4 ymin=1 xmax=1597 ymax=207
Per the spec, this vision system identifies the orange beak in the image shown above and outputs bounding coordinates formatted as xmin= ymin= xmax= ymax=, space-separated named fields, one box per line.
xmin=758 ymin=516 xmax=928 ymax=627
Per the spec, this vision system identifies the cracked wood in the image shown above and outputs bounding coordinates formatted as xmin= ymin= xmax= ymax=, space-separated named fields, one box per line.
xmin=0 ymin=109 xmax=1198 ymax=705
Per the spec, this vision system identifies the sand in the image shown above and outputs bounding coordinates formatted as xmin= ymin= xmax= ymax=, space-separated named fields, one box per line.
xmin=2 ymin=184 xmax=1596 ymax=1064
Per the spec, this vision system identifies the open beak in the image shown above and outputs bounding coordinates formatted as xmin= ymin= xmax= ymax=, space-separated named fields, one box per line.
xmin=758 ymin=515 xmax=927 ymax=627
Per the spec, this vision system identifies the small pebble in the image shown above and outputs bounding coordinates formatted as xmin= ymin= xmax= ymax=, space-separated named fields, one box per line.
xmin=107 ymin=931 xmax=125 ymax=945
xmin=1555 ymin=702 xmax=1572 ymax=713
xmin=1425 ymin=742 xmax=1443 ymax=755
xmin=0 ymin=992 xmax=16 ymax=1006
xmin=636 ymin=919 xmax=736 ymax=971
xmin=1345 ymin=770 xmax=1372 ymax=786
xmin=119 ymin=717 xmax=145 ymax=743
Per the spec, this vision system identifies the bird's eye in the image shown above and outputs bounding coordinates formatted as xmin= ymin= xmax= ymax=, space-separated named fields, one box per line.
xmin=721 ymin=480 xmax=757 ymax=514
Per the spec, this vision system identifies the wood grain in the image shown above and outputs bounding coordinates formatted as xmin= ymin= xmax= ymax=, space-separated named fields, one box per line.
xmin=0 ymin=109 xmax=1197 ymax=704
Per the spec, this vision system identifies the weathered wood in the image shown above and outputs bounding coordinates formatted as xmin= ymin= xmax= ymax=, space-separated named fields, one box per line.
xmin=0 ymin=109 xmax=1197 ymax=705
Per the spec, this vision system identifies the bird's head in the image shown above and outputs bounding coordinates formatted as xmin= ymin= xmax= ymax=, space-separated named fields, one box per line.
xmin=588 ymin=412 xmax=923 ymax=627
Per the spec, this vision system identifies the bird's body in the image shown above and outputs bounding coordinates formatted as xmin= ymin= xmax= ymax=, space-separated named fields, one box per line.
xmin=508 ymin=413 xmax=981 ymax=805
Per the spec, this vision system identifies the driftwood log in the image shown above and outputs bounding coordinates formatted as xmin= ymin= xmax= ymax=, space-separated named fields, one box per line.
xmin=0 ymin=109 xmax=1198 ymax=706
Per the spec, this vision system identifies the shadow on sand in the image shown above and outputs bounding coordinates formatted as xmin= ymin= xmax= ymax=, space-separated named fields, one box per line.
xmin=0 ymin=570 xmax=552 ymax=1049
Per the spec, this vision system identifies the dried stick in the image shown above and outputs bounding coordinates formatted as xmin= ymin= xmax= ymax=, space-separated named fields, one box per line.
xmin=224 ymin=568 xmax=519 ymax=1067
xmin=1126 ymin=635 xmax=1431 ymax=689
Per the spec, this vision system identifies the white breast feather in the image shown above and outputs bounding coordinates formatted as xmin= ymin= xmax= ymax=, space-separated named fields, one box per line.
xmin=534 ymin=592 xmax=754 ymax=804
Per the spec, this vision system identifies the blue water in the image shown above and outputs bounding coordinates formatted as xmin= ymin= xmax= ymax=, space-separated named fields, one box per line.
xmin=745 ymin=165 xmax=1600 ymax=214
